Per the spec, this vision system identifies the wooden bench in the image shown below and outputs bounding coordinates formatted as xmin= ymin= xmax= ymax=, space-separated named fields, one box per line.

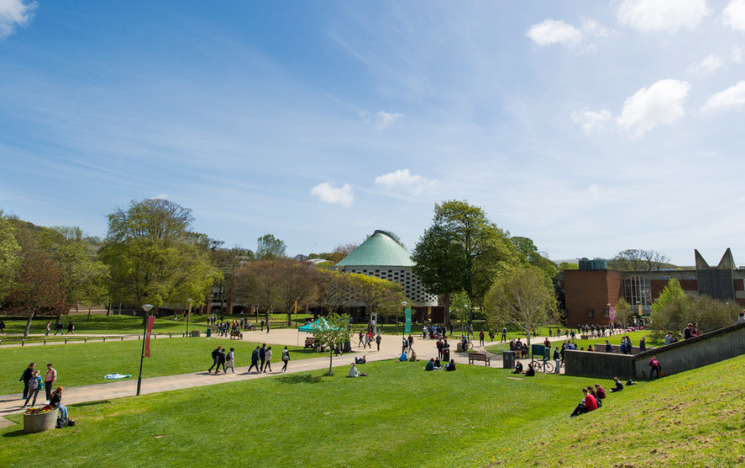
xmin=230 ymin=330 xmax=243 ymax=340
xmin=468 ymin=352 xmax=491 ymax=366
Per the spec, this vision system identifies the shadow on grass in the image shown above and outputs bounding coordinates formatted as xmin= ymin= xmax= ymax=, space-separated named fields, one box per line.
xmin=73 ymin=400 xmax=111 ymax=408
xmin=3 ymin=429 xmax=28 ymax=438
xmin=277 ymin=374 xmax=324 ymax=385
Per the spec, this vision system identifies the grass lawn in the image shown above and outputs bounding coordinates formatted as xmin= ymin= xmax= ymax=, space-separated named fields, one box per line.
xmin=0 ymin=337 xmax=319 ymax=395
xmin=484 ymin=329 xmax=660 ymax=355
xmin=0 ymin=314 xmax=315 ymax=336
xmin=4 ymin=354 xmax=744 ymax=467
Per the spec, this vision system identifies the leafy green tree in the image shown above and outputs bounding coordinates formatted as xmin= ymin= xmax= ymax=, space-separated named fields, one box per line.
xmin=510 ymin=236 xmax=558 ymax=279
xmin=0 ymin=213 xmax=21 ymax=302
xmin=412 ymin=224 xmax=466 ymax=326
xmin=311 ymin=312 xmax=353 ymax=375
xmin=272 ymin=258 xmax=319 ymax=326
xmin=652 ymin=279 xmax=686 ymax=315
xmin=213 ymin=247 xmax=253 ymax=315
xmin=317 ymin=269 xmax=353 ymax=314
xmin=256 ymin=234 xmax=286 ymax=260
xmin=418 ymin=200 xmax=519 ymax=323
xmin=349 ymin=273 xmax=405 ymax=325
xmin=238 ymin=259 xmax=277 ymax=321
xmin=100 ymin=199 xmax=219 ymax=310
xmin=483 ymin=266 xmax=558 ymax=347
xmin=78 ymin=261 xmax=111 ymax=320
xmin=613 ymin=298 xmax=635 ymax=328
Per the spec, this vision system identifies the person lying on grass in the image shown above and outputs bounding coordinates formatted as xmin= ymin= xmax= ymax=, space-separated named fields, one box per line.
xmin=355 ymin=356 xmax=366 ymax=364
xmin=570 ymin=388 xmax=597 ymax=417
xmin=348 ymin=362 xmax=367 ymax=377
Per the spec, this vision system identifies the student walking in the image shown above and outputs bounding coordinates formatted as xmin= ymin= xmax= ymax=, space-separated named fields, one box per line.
xmin=20 ymin=362 xmax=36 ymax=400
xmin=22 ymin=371 xmax=43 ymax=408
xmin=259 ymin=344 xmax=267 ymax=372
xmin=375 ymin=334 xmax=381 ymax=351
xmin=264 ymin=346 xmax=273 ymax=373
xmin=281 ymin=347 xmax=290 ymax=373
xmin=208 ymin=346 xmax=222 ymax=373
xmin=248 ymin=346 xmax=261 ymax=373
xmin=45 ymin=321 xmax=51 ymax=336
xmin=225 ymin=348 xmax=236 ymax=373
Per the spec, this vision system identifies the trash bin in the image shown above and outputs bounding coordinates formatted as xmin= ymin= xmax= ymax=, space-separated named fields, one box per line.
xmin=503 ymin=351 xmax=516 ymax=369
xmin=206 ymin=328 xmax=212 ymax=338
xmin=191 ymin=330 xmax=201 ymax=337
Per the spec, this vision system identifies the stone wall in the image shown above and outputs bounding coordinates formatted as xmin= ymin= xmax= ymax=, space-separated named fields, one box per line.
xmin=564 ymin=321 xmax=745 ymax=380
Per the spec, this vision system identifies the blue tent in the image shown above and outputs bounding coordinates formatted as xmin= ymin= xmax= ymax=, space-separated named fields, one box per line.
xmin=298 ymin=318 xmax=332 ymax=333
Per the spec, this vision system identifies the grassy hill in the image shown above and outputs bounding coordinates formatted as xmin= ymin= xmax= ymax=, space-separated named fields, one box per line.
xmin=2 ymin=353 xmax=744 ymax=467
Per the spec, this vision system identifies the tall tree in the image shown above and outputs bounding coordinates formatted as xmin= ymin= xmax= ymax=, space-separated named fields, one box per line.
xmin=6 ymin=221 xmax=65 ymax=336
xmin=272 ymin=258 xmax=319 ymax=326
xmin=256 ymin=234 xmax=286 ymax=261
xmin=317 ymin=269 xmax=352 ymax=314
xmin=510 ymin=236 xmax=558 ymax=279
xmin=608 ymin=249 xmax=671 ymax=271
xmin=0 ymin=213 xmax=21 ymax=302
xmin=330 ymin=243 xmax=359 ymax=264
xmin=238 ymin=259 xmax=278 ymax=321
xmin=412 ymin=224 xmax=466 ymax=326
xmin=483 ymin=266 xmax=558 ymax=347
xmin=418 ymin=200 xmax=519 ymax=323
xmin=100 ymin=199 xmax=219 ymax=310
xmin=213 ymin=247 xmax=253 ymax=315
xmin=349 ymin=273 xmax=405 ymax=325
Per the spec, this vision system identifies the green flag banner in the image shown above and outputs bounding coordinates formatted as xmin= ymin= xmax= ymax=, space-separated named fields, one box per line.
xmin=405 ymin=308 xmax=412 ymax=334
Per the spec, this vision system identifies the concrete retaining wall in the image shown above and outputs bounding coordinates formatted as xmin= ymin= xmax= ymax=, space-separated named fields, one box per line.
xmin=565 ymin=321 xmax=745 ymax=380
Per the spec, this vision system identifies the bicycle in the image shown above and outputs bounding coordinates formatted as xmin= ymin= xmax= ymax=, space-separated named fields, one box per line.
xmin=532 ymin=358 xmax=554 ymax=373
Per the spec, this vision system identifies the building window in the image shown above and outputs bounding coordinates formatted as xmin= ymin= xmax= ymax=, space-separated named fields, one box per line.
xmin=588 ymin=309 xmax=594 ymax=318
xmin=624 ymin=276 xmax=651 ymax=308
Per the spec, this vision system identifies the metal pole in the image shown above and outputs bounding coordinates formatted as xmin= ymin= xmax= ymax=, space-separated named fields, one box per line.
xmin=186 ymin=299 xmax=192 ymax=337
xmin=136 ymin=304 xmax=153 ymax=396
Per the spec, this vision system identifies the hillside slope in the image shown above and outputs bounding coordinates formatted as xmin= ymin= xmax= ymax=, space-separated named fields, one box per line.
xmin=487 ymin=354 xmax=745 ymax=467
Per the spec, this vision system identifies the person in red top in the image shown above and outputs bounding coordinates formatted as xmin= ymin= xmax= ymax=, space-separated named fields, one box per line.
xmin=570 ymin=388 xmax=597 ymax=417
xmin=594 ymin=383 xmax=606 ymax=399
xmin=649 ymin=356 xmax=662 ymax=380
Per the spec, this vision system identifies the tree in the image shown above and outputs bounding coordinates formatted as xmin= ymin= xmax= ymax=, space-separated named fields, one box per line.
xmin=78 ymin=261 xmax=111 ymax=321
xmin=330 ymin=243 xmax=358 ymax=264
xmin=256 ymin=234 xmax=286 ymax=260
xmin=608 ymin=249 xmax=671 ymax=271
xmin=613 ymin=298 xmax=635 ymax=329
xmin=651 ymin=279 xmax=685 ymax=315
xmin=6 ymin=221 xmax=65 ymax=336
xmin=483 ymin=266 xmax=558 ymax=347
xmin=0 ymin=213 xmax=21 ymax=302
xmin=272 ymin=258 xmax=319 ymax=326
xmin=317 ymin=269 xmax=353 ymax=314
xmin=349 ymin=273 xmax=404 ymax=325
xmin=311 ymin=312 xmax=353 ymax=375
xmin=412 ymin=224 xmax=466 ymax=326
xmin=213 ymin=247 xmax=254 ymax=315
xmin=510 ymin=236 xmax=558 ymax=280
xmin=238 ymin=260 xmax=277 ymax=321
xmin=420 ymin=200 xmax=519 ymax=323
xmin=100 ymin=199 xmax=219 ymax=310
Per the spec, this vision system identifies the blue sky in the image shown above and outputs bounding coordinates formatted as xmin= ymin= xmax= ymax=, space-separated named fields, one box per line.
xmin=2 ymin=0 xmax=745 ymax=266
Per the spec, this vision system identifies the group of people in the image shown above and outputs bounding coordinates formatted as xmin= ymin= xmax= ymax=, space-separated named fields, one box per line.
xmin=509 ymin=339 xmax=530 ymax=358
xmin=207 ymin=344 xmax=292 ymax=374
xmin=19 ymin=362 xmax=70 ymax=425
xmin=421 ymin=323 xmax=452 ymax=340
xmin=358 ymin=330 xmax=380 ymax=349
xmin=424 ymin=358 xmax=456 ymax=371
xmin=44 ymin=320 xmax=74 ymax=335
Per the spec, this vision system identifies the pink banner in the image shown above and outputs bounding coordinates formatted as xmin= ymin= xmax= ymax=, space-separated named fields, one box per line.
xmin=144 ymin=316 xmax=155 ymax=357
xmin=609 ymin=306 xmax=615 ymax=321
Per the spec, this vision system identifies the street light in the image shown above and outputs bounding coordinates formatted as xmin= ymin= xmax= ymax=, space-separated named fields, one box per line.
xmin=136 ymin=304 xmax=153 ymax=396
xmin=400 ymin=301 xmax=407 ymax=335
xmin=186 ymin=299 xmax=192 ymax=337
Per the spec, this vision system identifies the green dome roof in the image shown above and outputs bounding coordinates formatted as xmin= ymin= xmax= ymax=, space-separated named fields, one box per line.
xmin=335 ymin=230 xmax=414 ymax=267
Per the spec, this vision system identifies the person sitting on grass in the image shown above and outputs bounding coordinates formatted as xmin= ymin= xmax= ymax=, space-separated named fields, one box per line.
xmin=594 ymin=383 xmax=606 ymax=400
xmin=355 ymin=355 xmax=367 ymax=364
xmin=424 ymin=359 xmax=436 ymax=371
xmin=512 ymin=361 xmax=523 ymax=374
xmin=398 ymin=351 xmax=408 ymax=362
xmin=570 ymin=388 xmax=597 ymax=417
xmin=445 ymin=359 xmax=457 ymax=371
xmin=348 ymin=362 xmax=367 ymax=377
xmin=586 ymin=386 xmax=602 ymax=408
xmin=409 ymin=350 xmax=418 ymax=362
xmin=524 ymin=362 xmax=535 ymax=377
xmin=609 ymin=376 xmax=624 ymax=393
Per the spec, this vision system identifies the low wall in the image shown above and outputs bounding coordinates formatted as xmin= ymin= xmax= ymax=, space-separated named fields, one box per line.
xmin=564 ymin=321 xmax=745 ymax=380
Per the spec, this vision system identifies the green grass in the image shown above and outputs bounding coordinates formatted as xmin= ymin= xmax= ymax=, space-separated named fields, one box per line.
xmin=484 ymin=329 xmax=659 ymax=355
xmin=0 ymin=337 xmax=318 ymax=394
xmin=4 ymin=353 xmax=745 ymax=467
xmin=0 ymin=313 xmax=314 ymax=336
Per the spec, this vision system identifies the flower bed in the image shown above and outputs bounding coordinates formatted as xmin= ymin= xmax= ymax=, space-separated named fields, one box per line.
xmin=24 ymin=407 xmax=58 ymax=433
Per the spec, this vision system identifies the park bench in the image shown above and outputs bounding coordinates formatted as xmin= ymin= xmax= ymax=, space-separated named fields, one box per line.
xmin=230 ymin=330 xmax=243 ymax=340
xmin=468 ymin=352 xmax=491 ymax=366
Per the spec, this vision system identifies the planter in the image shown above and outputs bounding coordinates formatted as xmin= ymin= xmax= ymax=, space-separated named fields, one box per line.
xmin=24 ymin=408 xmax=58 ymax=433
xmin=190 ymin=331 xmax=201 ymax=337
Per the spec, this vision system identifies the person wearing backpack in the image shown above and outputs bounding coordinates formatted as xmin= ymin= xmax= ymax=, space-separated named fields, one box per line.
xmin=225 ymin=348 xmax=236 ymax=373
xmin=281 ymin=346 xmax=290 ymax=373
xmin=208 ymin=346 xmax=222 ymax=373
xmin=22 ymin=371 xmax=43 ymax=407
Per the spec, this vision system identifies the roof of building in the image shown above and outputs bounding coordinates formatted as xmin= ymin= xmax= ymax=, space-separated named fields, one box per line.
xmin=335 ymin=230 xmax=415 ymax=267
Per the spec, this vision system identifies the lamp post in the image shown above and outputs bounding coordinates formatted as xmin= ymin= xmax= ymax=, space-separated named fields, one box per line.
xmin=186 ymin=298 xmax=192 ymax=337
xmin=136 ymin=304 xmax=153 ymax=396
xmin=400 ymin=301 xmax=407 ymax=335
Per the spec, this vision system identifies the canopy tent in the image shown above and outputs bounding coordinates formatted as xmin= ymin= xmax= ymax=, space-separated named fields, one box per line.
xmin=298 ymin=317 xmax=333 ymax=333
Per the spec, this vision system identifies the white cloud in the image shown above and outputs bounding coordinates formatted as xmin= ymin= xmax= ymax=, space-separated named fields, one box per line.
xmin=724 ymin=0 xmax=745 ymax=31
xmin=0 ymin=0 xmax=36 ymax=39
xmin=688 ymin=54 xmax=724 ymax=75
xmin=581 ymin=18 xmax=612 ymax=38
xmin=526 ymin=19 xmax=582 ymax=47
xmin=374 ymin=169 xmax=437 ymax=195
xmin=310 ymin=182 xmax=354 ymax=207
xmin=702 ymin=81 xmax=745 ymax=112
xmin=152 ymin=194 xmax=169 ymax=200
xmin=732 ymin=46 xmax=744 ymax=63
xmin=617 ymin=0 xmax=709 ymax=33
xmin=617 ymin=79 xmax=691 ymax=138
xmin=571 ymin=108 xmax=612 ymax=133
xmin=360 ymin=111 xmax=403 ymax=130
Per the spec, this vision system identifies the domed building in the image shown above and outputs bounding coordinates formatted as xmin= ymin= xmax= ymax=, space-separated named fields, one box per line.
xmin=335 ymin=230 xmax=439 ymax=321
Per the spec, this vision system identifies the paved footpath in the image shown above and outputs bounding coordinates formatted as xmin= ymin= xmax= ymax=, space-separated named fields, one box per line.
xmin=0 ymin=327 xmax=577 ymax=427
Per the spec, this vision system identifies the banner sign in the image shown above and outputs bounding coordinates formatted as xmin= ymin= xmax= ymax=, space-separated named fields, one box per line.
xmin=404 ymin=308 xmax=412 ymax=334
xmin=144 ymin=316 xmax=155 ymax=358
xmin=609 ymin=306 xmax=615 ymax=321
